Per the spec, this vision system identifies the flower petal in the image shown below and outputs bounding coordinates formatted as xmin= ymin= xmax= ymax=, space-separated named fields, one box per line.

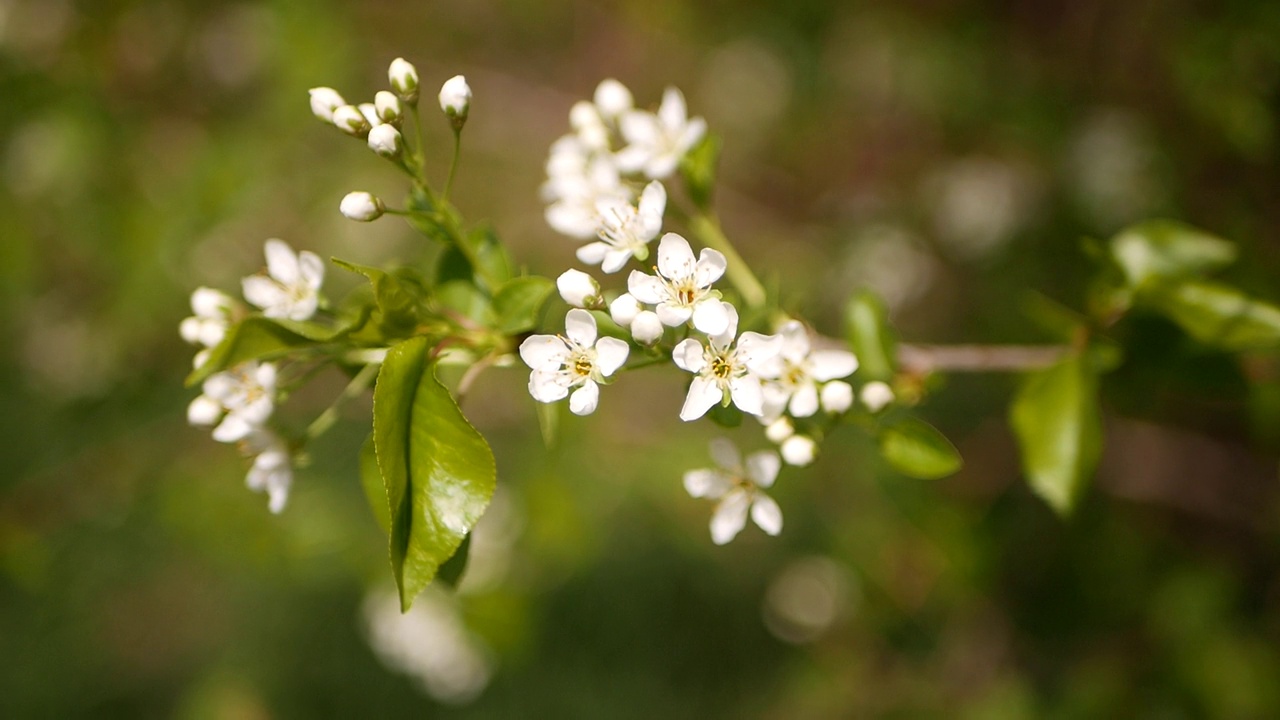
xmin=298 ymin=250 xmax=325 ymax=289
xmin=576 ymin=242 xmax=610 ymax=265
xmin=750 ymin=493 xmax=783 ymax=536
xmin=684 ymin=469 xmax=733 ymax=499
xmin=568 ymin=380 xmax=600 ymax=415
xmin=658 ymin=87 xmax=688 ymax=130
xmin=601 ymin=248 xmax=633 ymax=274
xmin=710 ymin=489 xmax=750 ymax=545
xmin=656 ymin=302 xmax=693 ymax=327
xmin=810 ymin=349 xmax=859 ymax=381
xmin=211 ymin=414 xmax=254 ymax=443
xmin=745 ymin=451 xmax=781 ymax=488
xmin=638 ymin=181 xmax=667 ymax=223
xmin=656 ymin=233 xmax=695 ymax=281
xmin=691 ymin=298 xmax=730 ymax=336
xmin=627 ymin=271 xmax=666 ymax=305
xmin=241 ymin=275 xmax=285 ymax=312
xmin=727 ymin=375 xmax=765 ymax=416
xmin=735 ymin=332 xmax=783 ymax=376
xmin=519 ymin=335 xmax=569 ymax=371
xmin=528 ymin=370 xmax=571 ymax=402
xmin=693 ymin=248 xmax=727 ymax=287
xmin=671 ymin=339 xmax=705 ymax=373
xmin=593 ymin=337 xmax=630 ymax=376
xmin=788 ymin=381 xmax=820 ymax=418
xmin=709 ymin=437 xmax=741 ymax=471
xmin=680 ymin=376 xmax=723 ymax=421
xmin=263 ymin=239 xmax=299 ymax=285
xmin=564 ymin=308 xmax=598 ymax=347
xmin=778 ymin=320 xmax=810 ymax=362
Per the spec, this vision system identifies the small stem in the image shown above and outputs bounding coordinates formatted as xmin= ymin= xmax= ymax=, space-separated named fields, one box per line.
xmin=455 ymin=352 xmax=497 ymax=405
xmin=896 ymin=344 xmax=1070 ymax=374
xmin=620 ymin=353 xmax=672 ymax=372
xmin=408 ymin=105 xmax=427 ymax=181
xmin=305 ymin=362 xmax=380 ymax=440
xmin=443 ymin=128 xmax=462 ymax=200
xmin=688 ymin=212 xmax=767 ymax=310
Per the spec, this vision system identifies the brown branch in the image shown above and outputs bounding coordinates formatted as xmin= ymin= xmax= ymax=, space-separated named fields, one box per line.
xmin=896 ymin=344 xmax=1070 ymax=374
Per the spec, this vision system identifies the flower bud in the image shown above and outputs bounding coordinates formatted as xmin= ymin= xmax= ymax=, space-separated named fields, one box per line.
xmin=332 ymin=104 xmax=370 ymax=137
xmin=630 ymin=311 xmax=663 ymax=344
xmin=179 ymin=317 xmax=202 ymax=345
xmin=340 ymin=191 xmax=385 ymax=222
xmin=193 ymin=349 xmax=211 ymax=369
xmin=389 ymin=57 xmax=420 ymax=104
xmin=308 ymin=87 xmax=346 ymax=123
xmin=438 ymin=75 xmax=471 ymax=128
xmin=358 ymin=102 xmax=381 ymax=128
xmin=859 ymin=381 xmax=895 ymax=413
xmin=764 ymin=416 xmax=794 ymax=444
xmin=569 ymin=100 xmax=608 ymax=149
xmin=556 ymin=269 xmax=600 ymax=308
xmin=187 ymin=394 xmax=222 ymax=426
xmin=191 ymin=287 xmax=231 ymax=317
xmin=374 ymin=90 xmax=402 ymax=124
xmin=610 ymin=293 xmax=641 ymax=326
xmin=367 ymin=123 xmax=402 ymax=158
xmin=820 ymin=380 xmax=854 ymax=414
xmin=593 ymin=78 xmax=633 ymax=121
xmin=780 ymin=435 xmax=817 ymax=466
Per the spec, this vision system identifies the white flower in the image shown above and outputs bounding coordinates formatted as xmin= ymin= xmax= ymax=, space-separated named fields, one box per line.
xmin=187 ymin=394 xmax=222 ymax=426
xmin=761 ymin=321 xmax=858 ymax=419
xmin=860 ymin=381 xmax=895 ymax=413
xmin=242 ymin=429 xmax=293 ymax=514
xmin=439 ymin=75 xmax=471 ymax=120
xmin=358 ymin=102 xmax=382 ymax=128
xmin=340 ymin=191 xmax=385 ymax=222
xmin=389 ymin=57 xmax=420 ymax=104
xmin=519 ymin=309 xmax=629 ymax=416
xmin=569 ymin=101 xmax=609 ymax=151
xmin=780 ymin=435 xmax=817 ymax=467
xmin=332 ymin=104 xmax=371 ymax=137
xmin=367 ymin=123 xmax=403 ymax=158
xmin=593 ymin=78 xmax=633 ymax=122
xmin=374 ymin=90 xmax=402 ymax=124
xmin=542 ymin=136 xmax=630 ymax=239
xmin=764 ymin=416 xmax=794 ymax=443
xmin=179 ymin=287 xmax=234 ymax=348
xmin=672 ymin=305 xmax=781 ymax=421
xmin=555 ymin=269 xmax=601 ymax=308
xmin=821 ymin=381 xmax=854 ymax=413
xmin=577 ymin=180 xmax=666 ymax=273
xmin=627 ymin=233 xmax=730 ymax=335
xmin=683 ymin=438 xmax=782 ymax=545
xmin=309 ymin=87 xmax=346 ymax=123
xmin=241 ymin=239 xmax=325 ymax=321
xmin=203 ymin=361 xmax=277 ymax=443
xmin=616 ymin=87 xmax=707 ymax=179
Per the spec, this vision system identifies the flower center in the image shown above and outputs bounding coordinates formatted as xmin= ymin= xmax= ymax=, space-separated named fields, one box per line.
xmin=710 ymin=354 xmax=733 ymax=379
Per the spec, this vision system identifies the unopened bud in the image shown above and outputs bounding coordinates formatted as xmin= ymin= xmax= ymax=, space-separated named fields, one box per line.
xmin=340 ymin=191 xmax=385 ymax=222
xmin=438 ymin=75 xmax=471 ymax=129
xmin=593 ymin=79 xmax=633 ymax=121
xmin=358 ymin=102 xmax=381 ymax=128
xmin=190 ymin=287 xmax=232 ymax=317
xmin=631 ymin=311 xmax=663 ymax=345
xmin=374 ymin=90 xmax=402 ymax=124
xmin=388 ymin=57 xmax=419 ymax=104
xmin=332 ymin=105 xmax=370 ymax=137
xmin=820 ymin=381 xmax=854 ymax=414
xmin=367 ymin=123 xmax=402 ymax=158
xmin=780 ymin=435 xmax=817 ymax=466
xmin=859 ymin=381 xmax=895 ymax=413
xmin=188 ymin=395 xmax=222 ymax=427
xmin=308 ymin=87 xmax=346 ymax=123
xmin=556 ymin=269 xmax=600 ymax=308
xmin=610 ymin=293 xmax=640 ymax=325
xmin=764 ymin=416 xmax=795 ymax=444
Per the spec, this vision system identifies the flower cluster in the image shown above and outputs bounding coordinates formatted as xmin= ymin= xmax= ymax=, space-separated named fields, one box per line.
xmin=181 ymin=240 xmax=323 ymax=513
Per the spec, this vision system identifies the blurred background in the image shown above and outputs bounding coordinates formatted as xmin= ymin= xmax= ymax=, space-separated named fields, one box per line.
xmin=3 ymin=0 xmax=1280 ymax=717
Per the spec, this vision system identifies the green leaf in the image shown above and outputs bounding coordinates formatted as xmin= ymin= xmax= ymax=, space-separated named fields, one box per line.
xmin=492 ymin=276 xmax=555 ymax=334
xmin=1109 ymin=220 xmax=1237 ymax=288
xmin=1009 ymin=354 xmax=1103 ymax=516
xmin=406 ymin=185 xmax=456 ymax=246
xmin=435 ymin=534 xmax=471 ymax=588
xmin=374 ymin=336 xmax=497 ymax=611
xmin=360 ymin=432 xmax=391 ymax=535
xmin=878 ymin=416 xmax=962 ymax=479
xmin=333 ymin=258 xmax=430 ymax=337
xmin=679 ymin=132 xmax=722 ymax=211
xmin=186 ymin=316 xmax=317 ymax=386
xmin=434 ymin=280 xmax=493 ymax=325
xmin=462 ymin=224 xmax=514 ymax=292
xmin=845 ymin=291 xmax=897 ymax=381
xmin=1142 ymin=280 xmax=1280 ymax=352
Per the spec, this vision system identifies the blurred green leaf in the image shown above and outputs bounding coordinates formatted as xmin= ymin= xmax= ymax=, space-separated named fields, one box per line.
xmin=845 ymin=291 xmax=898 ymax=381
xmin=360 ymin=431 xmax=391 ymax=535
xmin=878 ymin=416 xmax=962 ymax=479
xmin=492 ymin=276 xmax=555 ymax=334
xmin=1142 ymin=280 xmax=1280 ymax=352
xmin=435 ymin=533 xmax=471 ymax=588
xmin=536 ymin=398 xmax=559 ymax=448
xmin=333 ymin=258 xmax=430 ymax=338
xmin=707 ymin=402 xmax=743 ymax=428
xmin=463 ymin=224 xmax=514 ymax=292
xmin=186 ymin=317 xmax=317 ymax=386
xmin=434 ymin=280 xmax=493 ymax=324
xmin=373 ymin=336 xmax=497 ymax=611
xmin=1110 ymin=220 xmax=1237 ymax=288
xmin=680 ymin=132 xmax=722 ymax=212
xmin=1010 ymin=354 xmax=1103 ymax=516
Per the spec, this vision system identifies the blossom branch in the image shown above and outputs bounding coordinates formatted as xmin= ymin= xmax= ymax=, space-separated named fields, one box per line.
xmin=688 ymin=212 xmax=767 ymax=310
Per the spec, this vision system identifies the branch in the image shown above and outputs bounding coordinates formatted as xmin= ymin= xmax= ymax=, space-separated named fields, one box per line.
xmin=896 ymin=344 xmax=1070 ymax=374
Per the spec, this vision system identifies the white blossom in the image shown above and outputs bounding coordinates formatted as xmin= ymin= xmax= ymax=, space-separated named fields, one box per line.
xmin=332 ymin=104 xmax=371 ymax=137
xmin=187 ymin=394 xmax=222 ymax=427
xmin=241 ymin=239 xmax=324 ymax=321
xmin=683 ymin=438 xmax=782 ymax=545
xmin=764 ymin=416 xmax=795 ymax=443
xmin=439 ymin=75 xmax=471 ymax=121
xmin=630 ymin=311 xmax=663 ymax=345
xmin=367 ymin=123 xmax=403 ymax=158
xmin=627 ymin=233 xmax=730 ymax=335
xmin=672 ymin=304 xmax=781 ymax=421
xmin=780 ymin=435 xmax=817 ymax=467
xmin=242 ymin=429 xmax=293 ymax=514
xmin=761 ymin=321 xmax=858 ymax=419
xmin=555 ymin=269 xmax=600 ymax=308
xmin=340 ymin=191 xmax=385 ymax=222
xmin=309 ymin=87 xmax=346 ymax=123
xmin=569 ymin=101 xmax=609 ymax=151
xmin=593 ymin=79 xmax=633 ymax=122
xmin=609 ymin=293 xmax=640 ymax=326
xmin=202 ymin=361 xmax=277 ymax=443
xmin=374 ymin=90 xmax=402 ymax=124
xmin=616 ymin=87 xmax=707 ymax=179
xmin=519 ymin=309 xmax=629 ymax=416
xmin=577 ymin=180 xmax=665 ymax=273
xmin=358 ymin=102 xmax=382 ymax=129
xmin=389 ymin=57 xmax=420 ymax=104
xmin=860 ymin=380 xmax=895 ymax=413
xmin=542 ymin=136 xmax=630 ymax=239
xmin=179 ymin=287 xmax=234 ymax=348
xmin=821 ymin=380 xmax=854 ymax=413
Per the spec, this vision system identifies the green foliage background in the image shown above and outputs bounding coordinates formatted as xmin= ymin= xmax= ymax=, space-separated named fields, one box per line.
xmin=2 ymin=0 xmax=1280 ymax=716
